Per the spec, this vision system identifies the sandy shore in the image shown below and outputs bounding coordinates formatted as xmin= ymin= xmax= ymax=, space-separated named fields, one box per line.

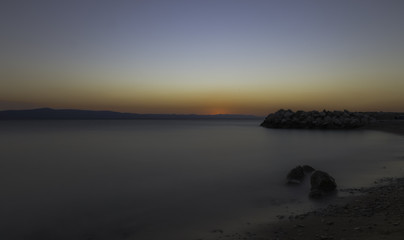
xmin=207 ymin=121 xmax=404 ymax=240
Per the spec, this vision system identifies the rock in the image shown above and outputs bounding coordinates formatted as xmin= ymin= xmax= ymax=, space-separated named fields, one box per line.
xmin=287 ymin=166 xmax=305 ymax=184
xmin=310 ymin=170 xmax=337 ymax=198
xmin=284 ymin=111 xmax=293 ymax=118
xmin=319 ymin=235 xmax=332 ymax=240
xmin=260 ymin=109 xmax=375 ymax=129
xmin=302 ymin=165 xmax=315 ymax=172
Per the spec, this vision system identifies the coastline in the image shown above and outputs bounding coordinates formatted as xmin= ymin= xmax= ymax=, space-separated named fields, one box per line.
xmin=261 ymin=121 xmax=404 ymax=240
xmin=215 ymin=121 xmax=404 ymax=240
xmin=363 ymin=120 xmax=404 ymax=136
xmin=257 ymin=177 xmax=404 ymax=240
xmin=260 ymin=120 xmax=404 ymax=240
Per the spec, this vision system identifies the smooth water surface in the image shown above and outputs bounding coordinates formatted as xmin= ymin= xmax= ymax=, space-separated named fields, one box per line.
xmin=0 ymin=120 xmax=403 ymax=240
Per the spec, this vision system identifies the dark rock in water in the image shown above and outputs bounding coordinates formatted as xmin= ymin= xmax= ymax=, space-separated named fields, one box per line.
xmin=287 ymin=166 xmax=305 ymax=184
xmin=302 ymin=165 xmax=315 ymax=172
xmin=310 ymin=170 xmax=337 ymax=198
xmin=311 ymin=171 xmax=336 ymax=191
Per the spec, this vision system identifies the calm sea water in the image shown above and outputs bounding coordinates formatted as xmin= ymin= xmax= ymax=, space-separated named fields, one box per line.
xmin=0 ymin=119 xmax=403 ymax=240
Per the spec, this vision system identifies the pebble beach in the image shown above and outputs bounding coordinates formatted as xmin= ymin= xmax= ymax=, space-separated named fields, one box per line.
xmin=208 ymin=120 xmax=404 ymax=240
xmin=261 ymin=120 xmax=404 ymax=240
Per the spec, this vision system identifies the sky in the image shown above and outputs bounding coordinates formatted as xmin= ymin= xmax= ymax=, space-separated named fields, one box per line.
xmin=1 ymin=0 xmax=404 ymax=115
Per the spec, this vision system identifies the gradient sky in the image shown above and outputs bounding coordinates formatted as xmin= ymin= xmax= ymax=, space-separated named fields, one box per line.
xmin=1 ymin=0 xmax=404 ymax=115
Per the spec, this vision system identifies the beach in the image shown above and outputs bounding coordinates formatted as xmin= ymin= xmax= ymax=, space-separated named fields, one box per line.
xmin=259 ymin=177 xmax=404 ymax=240
xmin=2 ymin=0 xmax=404 ymax=238
xmin=219 ymin=120 xmax=404 ymax=240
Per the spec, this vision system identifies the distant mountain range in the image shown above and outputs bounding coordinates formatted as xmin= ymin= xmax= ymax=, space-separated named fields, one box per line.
xmin=0 ymin=108 xmax=262 ymax=120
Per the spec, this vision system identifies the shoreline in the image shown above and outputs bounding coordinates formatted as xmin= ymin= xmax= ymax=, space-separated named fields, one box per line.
xmin=257 ymin=177 xmax=404 ymax=240
xmin=363 ymin=120 xmax=404 ymax=136
xmin=261 ymin=121 xmax=404 ymax=240
xmin=211 ymin=121 xmax=404 ymax=240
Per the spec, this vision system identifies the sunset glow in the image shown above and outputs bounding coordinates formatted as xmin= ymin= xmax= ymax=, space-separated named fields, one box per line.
xmin=1 ymin=1 xmax=404 ymax=115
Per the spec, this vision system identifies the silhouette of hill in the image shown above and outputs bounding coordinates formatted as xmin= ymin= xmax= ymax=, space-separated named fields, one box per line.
xmin=0 ymin=108 xmax=261 ymax=120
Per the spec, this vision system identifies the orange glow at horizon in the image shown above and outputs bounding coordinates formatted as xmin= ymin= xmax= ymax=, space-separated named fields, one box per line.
xmin=2 ymin=1 xmax=404 ymax=116
xmin=1 ymin=67 xmax=404 ymax=115
xmin=208 ymin=108 xmax=231 ymax=115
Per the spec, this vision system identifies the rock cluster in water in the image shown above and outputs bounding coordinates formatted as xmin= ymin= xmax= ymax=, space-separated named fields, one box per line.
xmin=261 ymin=109 xmax=374 ymax=129
xmin=286 ymin=165 xmax=337 ymax=198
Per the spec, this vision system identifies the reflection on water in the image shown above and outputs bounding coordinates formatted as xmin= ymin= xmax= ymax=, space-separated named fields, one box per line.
xmin=0 ymin=120 xmax=403 ymax=240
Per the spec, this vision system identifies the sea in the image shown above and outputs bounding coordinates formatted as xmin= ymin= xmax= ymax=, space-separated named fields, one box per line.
xmin=0 ymin=119 xmax=403 ymax=240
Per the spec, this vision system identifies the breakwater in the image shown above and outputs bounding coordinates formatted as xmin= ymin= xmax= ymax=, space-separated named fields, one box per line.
xmin=261 ymin=109 xmax=375 ymax=129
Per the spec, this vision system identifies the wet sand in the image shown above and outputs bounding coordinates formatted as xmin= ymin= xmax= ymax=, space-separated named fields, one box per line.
xmin=208 ymin=120 xmax=404 ymax=240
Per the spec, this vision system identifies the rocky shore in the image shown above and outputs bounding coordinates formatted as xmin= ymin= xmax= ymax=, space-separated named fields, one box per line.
xmin=258 ymin=120 xmax=404 ymax=240
xmin=206 ymin=178 xmax=404 ymax=240
xmin=259 ymin=177 xmax=404 ymax=240
xmin=205 ymin=120 xmax=404 ymax=240
xmin=261 ymin=109 xmax=375 ymax=129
